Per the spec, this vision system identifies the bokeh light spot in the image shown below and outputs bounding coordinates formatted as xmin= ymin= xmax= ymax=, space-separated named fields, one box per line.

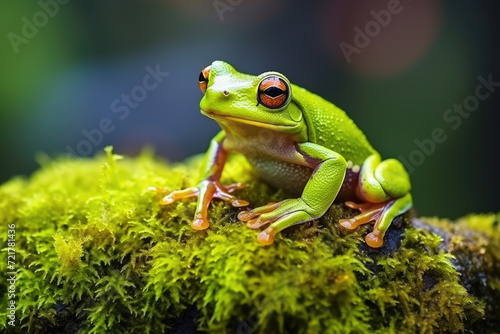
xmin=322 ymin=0 xmax=443 ymax=77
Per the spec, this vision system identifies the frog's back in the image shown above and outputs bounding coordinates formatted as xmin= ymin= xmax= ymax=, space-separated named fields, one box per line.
xmin=292 ymin=85 xmax=376 ymax=165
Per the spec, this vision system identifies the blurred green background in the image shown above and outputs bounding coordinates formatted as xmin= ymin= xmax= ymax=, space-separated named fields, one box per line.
xmin=0 ymin=0 xmax=498 ymax=218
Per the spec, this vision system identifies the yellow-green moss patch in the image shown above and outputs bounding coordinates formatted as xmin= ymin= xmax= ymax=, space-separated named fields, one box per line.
xmin=0 ymin=148 xmax=498 ymax=333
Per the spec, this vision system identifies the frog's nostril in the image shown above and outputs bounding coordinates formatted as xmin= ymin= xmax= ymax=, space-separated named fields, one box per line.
xmin=223 ymin=90 xmax=230 ymax=96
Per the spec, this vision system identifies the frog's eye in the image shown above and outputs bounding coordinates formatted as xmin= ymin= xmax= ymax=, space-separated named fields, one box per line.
xmin=198 ymin=65 xmax=211 ymax=94
xmin=257 ymin=76 xmax=290 ymax=109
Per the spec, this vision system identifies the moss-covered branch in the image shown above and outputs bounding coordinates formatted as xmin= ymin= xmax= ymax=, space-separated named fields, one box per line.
xmin=0 ymin=148 xmax=498 ymax=333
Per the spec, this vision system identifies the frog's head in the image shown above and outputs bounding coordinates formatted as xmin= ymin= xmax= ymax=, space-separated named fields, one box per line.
xmin=199 ymin=61 xmax=305 ymax=136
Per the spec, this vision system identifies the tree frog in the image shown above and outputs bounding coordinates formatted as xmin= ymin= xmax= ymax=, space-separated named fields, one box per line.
xmin=150 ymin=61 xmax=412 ymax=248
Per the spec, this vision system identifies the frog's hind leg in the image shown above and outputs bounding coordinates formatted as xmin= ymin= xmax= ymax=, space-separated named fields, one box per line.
xmin=339 ymin=153 xmax=412 ymax=248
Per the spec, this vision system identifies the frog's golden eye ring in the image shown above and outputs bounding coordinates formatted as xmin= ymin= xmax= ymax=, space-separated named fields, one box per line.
xmin=257 ymin=76 xmax=290 ymax=109
xmin=198 ymin=65 xmax=211 ymax=93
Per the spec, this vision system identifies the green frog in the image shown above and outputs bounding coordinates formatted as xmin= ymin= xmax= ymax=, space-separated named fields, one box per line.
xmin=150 ymin=61 xmax=412 ymax=248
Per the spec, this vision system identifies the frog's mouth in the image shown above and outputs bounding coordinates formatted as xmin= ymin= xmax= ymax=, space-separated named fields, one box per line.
xmin=201 ymin=109 xmax=296 ymax=130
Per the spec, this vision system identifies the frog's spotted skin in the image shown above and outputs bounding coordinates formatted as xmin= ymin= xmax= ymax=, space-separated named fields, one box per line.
xmin=151 ymin=61 xmax=413 ymax=248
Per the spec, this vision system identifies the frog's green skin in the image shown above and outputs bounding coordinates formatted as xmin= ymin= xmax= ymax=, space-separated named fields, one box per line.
xmin=153 ymin=61 xmax=412 ymax=248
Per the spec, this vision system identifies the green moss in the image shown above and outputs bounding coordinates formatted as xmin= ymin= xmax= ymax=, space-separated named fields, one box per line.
xmin=0 ymin=148 xmax=498 ymax=333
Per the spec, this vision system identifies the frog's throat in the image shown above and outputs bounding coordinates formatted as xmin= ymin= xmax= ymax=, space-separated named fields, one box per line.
xmin=200 ymin=109 xmax=296 ymax=130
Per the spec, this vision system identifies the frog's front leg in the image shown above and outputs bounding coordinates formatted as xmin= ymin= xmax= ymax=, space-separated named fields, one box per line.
xmin=238 ymin=143 xmax=347 ymax=245
xmin=339 ymin=153 xmax=412 ymax=248
xmin=150 ymin=131 xmax=249 ymax=230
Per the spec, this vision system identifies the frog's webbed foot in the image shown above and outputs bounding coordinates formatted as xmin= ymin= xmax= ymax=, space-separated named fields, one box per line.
xmin=339 ymin=193 xmax=412 ymax=248
xmin=339 ymin=201 xmax=388 ymax=248
xmin=339 ymin=201 xmax=387 ymax=230
xmin=149 ymin=181 xmax=249 ymax=230
xmin=238 ymin=199 xmax=314 ymax=246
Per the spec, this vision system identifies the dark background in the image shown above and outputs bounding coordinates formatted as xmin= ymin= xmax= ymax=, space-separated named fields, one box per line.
xmin=1 ymin=0 xmax=499 ymax=218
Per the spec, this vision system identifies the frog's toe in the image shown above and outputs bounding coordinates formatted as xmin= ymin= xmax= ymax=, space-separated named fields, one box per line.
xmin=225 ymin=182 xmax=246 ymax=193
xmin=149 ymin=186 xmax=199 ymax=205
xmin=257 ymin=210 xmax=313 ymax=246
xmin=212 ymin=182 xmax=250 ymax=208
xmin=231 ymin=199 xmax=250 ymax=207
xmin=365 ymin=230 xmax=384 ymax=248
xmin=237 ymin=202 xmax=280 ymax=222
xmin=339 ymin=201 xmax=386 ymax=230
xmin=257 ymin=227 xmax=277 ymax=246
xmin=338 ymin=218 xmax=358 ymax=230
xmin=191 ymin=214 xmax=210 ymax=230
xmin=238 ymin=210 xmax=257 ymax=222
xmin=246 ymin=217 xmax=274 ymax=230
xmin=214 ymin=191 xmax=249 ymax=207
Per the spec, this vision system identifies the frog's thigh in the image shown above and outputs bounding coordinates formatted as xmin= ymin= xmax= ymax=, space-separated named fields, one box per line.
xmin=258 ymin=149 xmax=347 ymax=245
xmin=268 ymin=145 xmax=346 ymax=226
xmin=252 ymin=143 xmax=347 ymax=245
xmin=359 ymin=154 xmax=410 ymax=202
xmin=298 ymin=143 xmax=347 ymax=215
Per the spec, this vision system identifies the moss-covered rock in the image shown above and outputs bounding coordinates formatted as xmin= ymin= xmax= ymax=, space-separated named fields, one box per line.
xmin=0 ymin=148 xmax=498 ymax=333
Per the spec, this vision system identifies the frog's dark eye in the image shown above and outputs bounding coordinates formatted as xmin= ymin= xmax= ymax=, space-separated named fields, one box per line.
xmin=257 ymin=76 xmax=289 ymax=109
xmin=198 ymin=65 xmax=211 ymax=93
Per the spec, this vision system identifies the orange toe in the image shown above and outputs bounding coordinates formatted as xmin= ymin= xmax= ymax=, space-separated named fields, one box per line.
xmin=339 ymin=218 xmax=358 ymax=230
xmin=238 ymin=210 xmax=256 ymax=221
xmin=160 ymin=195 xmax=175 ymax=205
xmin=232 ymin=199 xmax=250 ymax=207
xmin=365 ymin=231 xmax=384 ymax=248
xmin=246 ymin=217 xmax=261 ymax=229
xmin=191 ymin=214 xmax=209 ymax=230
xmin=246 ymin=217 xmax=273 ymax=230
xmin=257 ymin=227 xmax=276 ymax=246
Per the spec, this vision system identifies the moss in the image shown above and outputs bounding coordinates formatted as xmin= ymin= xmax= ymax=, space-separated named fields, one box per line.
xmin=0 ymin=147 xmax=498 ymax=333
